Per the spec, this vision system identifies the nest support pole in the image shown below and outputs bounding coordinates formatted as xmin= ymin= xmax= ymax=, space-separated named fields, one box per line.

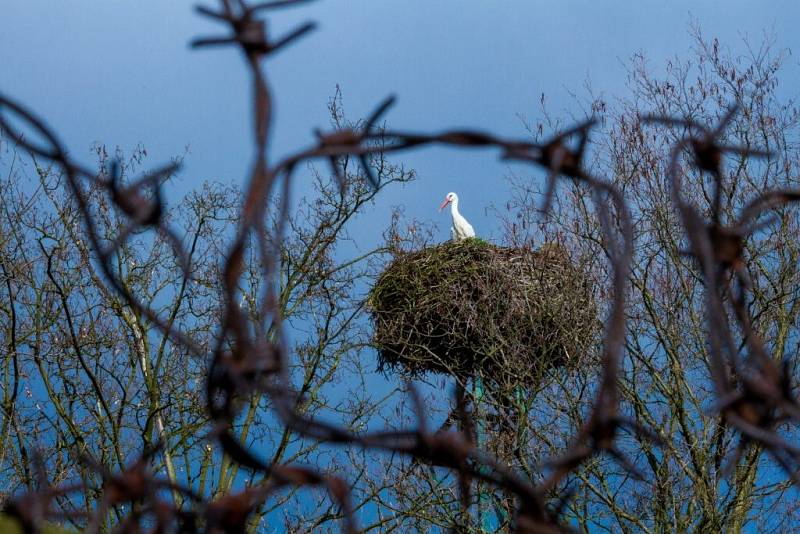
xmin=369 ymin=239 xmax=598 ymax=530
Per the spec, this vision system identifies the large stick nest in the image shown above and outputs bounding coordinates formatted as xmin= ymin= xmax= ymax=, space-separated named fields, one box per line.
xmin=368 ymin=239 xmax=598 ymax=391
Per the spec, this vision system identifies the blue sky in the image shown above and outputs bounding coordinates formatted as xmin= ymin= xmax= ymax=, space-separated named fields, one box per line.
xmin=4 ymin=1 xmax=800 ymax=248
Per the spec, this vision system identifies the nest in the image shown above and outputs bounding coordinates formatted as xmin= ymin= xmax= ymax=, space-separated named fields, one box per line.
xmin=368 ymin=239 xmax=597 ymax=392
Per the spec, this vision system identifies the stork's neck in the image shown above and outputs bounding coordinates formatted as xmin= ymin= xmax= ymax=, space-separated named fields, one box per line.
xmin=449 ymin=197 xmax=460 ymax=218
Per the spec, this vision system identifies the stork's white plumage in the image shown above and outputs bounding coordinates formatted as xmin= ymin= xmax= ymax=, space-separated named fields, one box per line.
xmin=439 ymin=192 xmax=475 ymax=241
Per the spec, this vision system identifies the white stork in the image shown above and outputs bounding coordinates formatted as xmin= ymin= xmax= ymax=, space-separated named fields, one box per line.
xmin=439 ymin=192 xmax=475 ymax=241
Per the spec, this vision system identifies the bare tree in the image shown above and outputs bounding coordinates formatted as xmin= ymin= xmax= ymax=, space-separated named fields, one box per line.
xmin=498 ymin=27 xmax=800 ymax=533
xmin=0 ymin=90 xmax=413 ymax=532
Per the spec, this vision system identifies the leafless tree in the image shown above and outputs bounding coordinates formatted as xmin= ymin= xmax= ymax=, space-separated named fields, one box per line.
xmin=498 ymin=26 xmax=800 ymax=533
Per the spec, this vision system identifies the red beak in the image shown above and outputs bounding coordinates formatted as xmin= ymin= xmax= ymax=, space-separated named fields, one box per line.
xmin=439 ymin=198 xmax=450 ymax=211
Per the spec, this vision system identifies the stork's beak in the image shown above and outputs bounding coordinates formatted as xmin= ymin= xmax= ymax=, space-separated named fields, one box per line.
xmin=438 ymin=198 xmax=450 ymax=212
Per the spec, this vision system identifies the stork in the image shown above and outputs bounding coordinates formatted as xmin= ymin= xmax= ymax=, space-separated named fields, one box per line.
xmin=439 ymin=192 xmax=475 ymax=241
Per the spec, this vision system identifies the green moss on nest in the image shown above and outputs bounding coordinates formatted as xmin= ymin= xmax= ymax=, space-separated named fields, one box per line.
xmin=368 ymin=240 xmax=597 ymax=392
xmin=0 ymin=514 xmax=74 ymax=534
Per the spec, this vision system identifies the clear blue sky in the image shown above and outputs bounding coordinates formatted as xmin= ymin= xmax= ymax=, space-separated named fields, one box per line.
xmin=3 ymin=1 xmax=799 ymax=242
xmin=3 ymin=1 xmax=799 ymax=246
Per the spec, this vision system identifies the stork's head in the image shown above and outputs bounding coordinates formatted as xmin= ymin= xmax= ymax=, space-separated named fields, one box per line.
xmin=439 ymin=192 xmax=458 ymax=211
